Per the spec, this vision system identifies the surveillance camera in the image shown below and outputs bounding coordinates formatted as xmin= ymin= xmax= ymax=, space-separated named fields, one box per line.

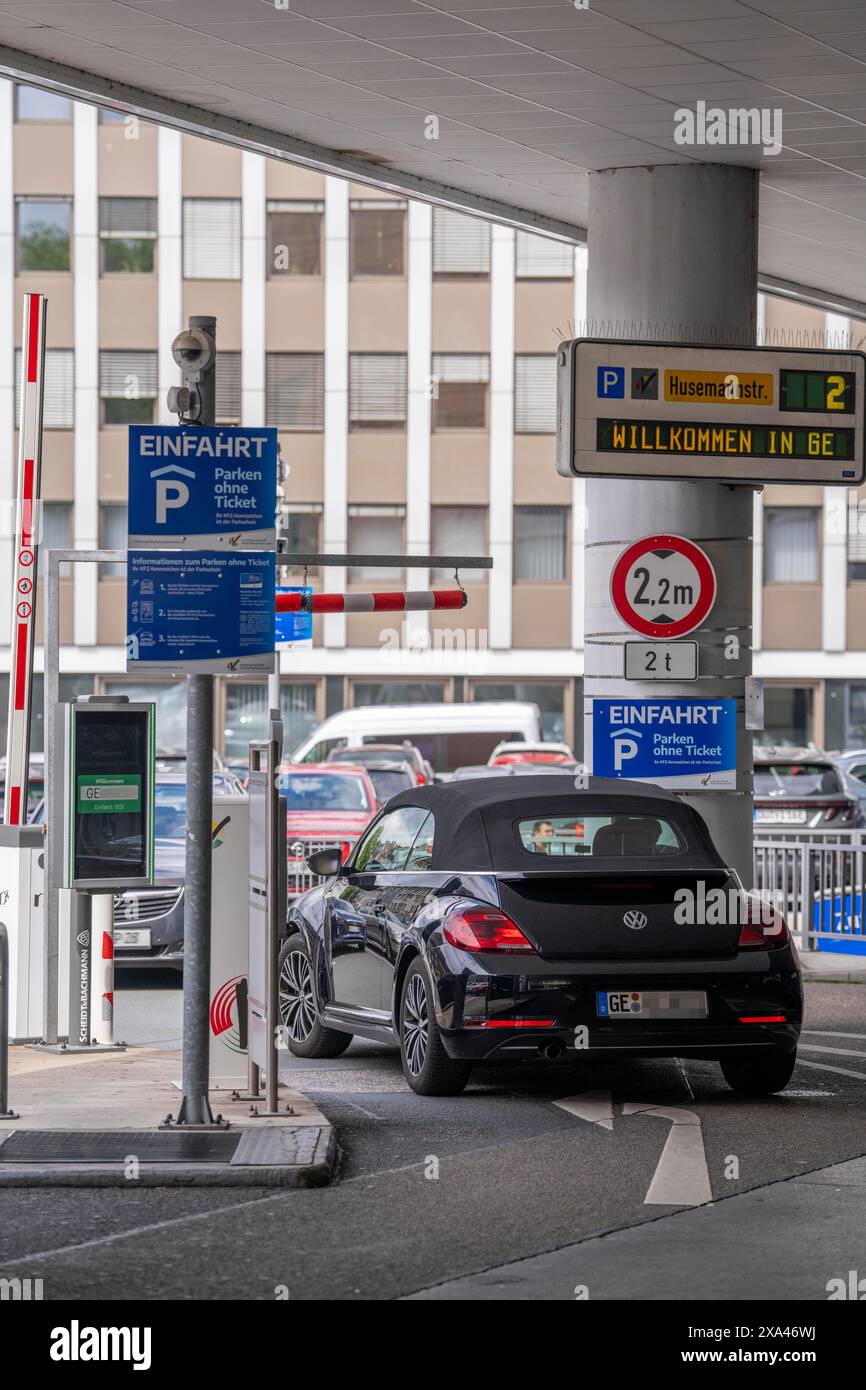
xmin=171 ymin=327 xmax=214 ymax=376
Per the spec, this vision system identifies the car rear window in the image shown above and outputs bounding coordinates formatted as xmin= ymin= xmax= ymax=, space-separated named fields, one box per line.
xmin=279 ymin=772 xmax=371 ymax=812
xmin=516 ymin=814 xmax=687 ymax=858
xmin=368 ymin=768 xmax=413 ymax=801
xmin=754 ymin=763 xmax=841 ymax=797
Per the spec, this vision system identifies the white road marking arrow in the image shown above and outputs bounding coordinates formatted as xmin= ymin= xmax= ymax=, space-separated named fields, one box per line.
xmin=554 ymin=1090 xmax=712 ymax=1207
xmin=622 ymin=1102 xmax=712 ymax=1206
xmin=553 ymin=1089 xmax=614 ymax=1130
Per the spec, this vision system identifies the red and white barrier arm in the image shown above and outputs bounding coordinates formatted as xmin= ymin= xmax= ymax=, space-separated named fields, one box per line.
xmin=275 ymin=589 xmax=467 ymax=614
xmin=4 ymin=293 xmax=47 ymax=826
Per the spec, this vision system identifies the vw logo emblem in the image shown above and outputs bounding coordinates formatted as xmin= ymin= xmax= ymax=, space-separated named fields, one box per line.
xmin=291 ymin=841 xmax=305 ymax=857
xmin=623 ymin=910 xmax=647 ymax=931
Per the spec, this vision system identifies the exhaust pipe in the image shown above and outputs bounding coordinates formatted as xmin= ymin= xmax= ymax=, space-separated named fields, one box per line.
xmin=540 ymin=1040 xmax=564 ymax=1061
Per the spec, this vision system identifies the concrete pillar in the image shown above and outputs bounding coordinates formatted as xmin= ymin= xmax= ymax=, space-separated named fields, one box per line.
xmin=584 ymin=164 xmax=759 ymax=885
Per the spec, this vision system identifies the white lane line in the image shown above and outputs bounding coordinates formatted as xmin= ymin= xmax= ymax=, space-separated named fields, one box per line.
xmin=803 ymin=1030 xmax=866 ymax=1041
xmin=799 ymin=1043 xmax=866 ymax=1059
xmin=797 ymin=1058 xmax=866 ymax=1082
xmin=622 ymin=1103 xmax=712 ymax=1207
xmin=553 ymin=1089 xmax=614 ymax=1130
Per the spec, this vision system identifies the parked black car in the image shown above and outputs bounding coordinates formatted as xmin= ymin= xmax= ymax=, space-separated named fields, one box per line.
xmin=753 ymin=748 xmax=866 ymax=832
xmin=280 ymin=775 xmax=802 ymax=1097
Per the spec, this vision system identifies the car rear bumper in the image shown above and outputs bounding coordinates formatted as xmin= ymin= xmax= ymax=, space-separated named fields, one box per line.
xmin=428 ymin=944 xmax=803 ymax=1063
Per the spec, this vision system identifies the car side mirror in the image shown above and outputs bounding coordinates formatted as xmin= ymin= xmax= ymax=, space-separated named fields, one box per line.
xmin=307 ymin=847 xmax=344 ymax=878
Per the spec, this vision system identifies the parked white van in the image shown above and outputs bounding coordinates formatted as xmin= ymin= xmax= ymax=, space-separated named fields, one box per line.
xmin=292 ymin=702 xmax=542 ymax=774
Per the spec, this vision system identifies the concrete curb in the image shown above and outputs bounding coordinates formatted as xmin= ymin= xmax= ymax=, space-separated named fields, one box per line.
xmin=0 ymin=1123 xmax=337 ymax=1188
xmin=802 ymin=968 xmax=866 ymax=985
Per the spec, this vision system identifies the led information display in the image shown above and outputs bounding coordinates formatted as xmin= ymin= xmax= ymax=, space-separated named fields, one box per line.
xmin=53 ymin=699 xmax=155 ymax=890
xmin=556 ymin=340 xmax=866 ymax=485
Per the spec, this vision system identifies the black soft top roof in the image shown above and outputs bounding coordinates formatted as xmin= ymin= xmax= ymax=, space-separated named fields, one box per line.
xmin=381 ymin=774 xmax=722 ymax=872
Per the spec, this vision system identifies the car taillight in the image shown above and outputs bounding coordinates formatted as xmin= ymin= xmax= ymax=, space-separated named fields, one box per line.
xmin=416 ymin=773 xmax=426 ymax=785
xmin=444 ymin=905 xmax=536 ymax=954
xmin=339 ymin=841 xmax=352 ymax=863
xmin=824 ymin=804 xmax=853 ymax=823
xmin=738 ymin=900 xmax=790 ymax=949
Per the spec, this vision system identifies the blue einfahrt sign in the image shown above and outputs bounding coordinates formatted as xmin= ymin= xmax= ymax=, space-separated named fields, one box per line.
xmin=126 ymin=550 xmax=276 ymax=675
xmin=127 ymin=425 xmax=277 ymax=549
xmin=591 ymin=696 xmax=736 ymax=790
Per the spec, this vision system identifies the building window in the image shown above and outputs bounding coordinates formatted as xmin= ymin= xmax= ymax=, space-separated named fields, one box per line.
xmin=350 ymin=200 xmax=405 ymax=277
xmin=104 ymin=680 xmax=186 ymax=751
xmin=280 ymin=510 xmax=321 ymax=576
xmin=15 ymin=85 xmax=71 ymax=121
xmin=99 ymin=108 xmax=129 ymax=123
xmin=267 ymin=200 xmax=323 ymax=277
xmin=183 ymin=199 xmax=241 ymax=279
xmin=432 ymin=208 xmax=490 ymax=276
xmin=349 ymin=354 xmax=407 ymax=429
xmin=431 ymin=354 xmax=489 ymax=430
xmin=764 ymin=507 xmax=819 ymax=583
xmin=37 ymin=502 xmax=72 ymax=576
xmin=515 ymin=231 xmax=574 ymax=279
xmin=266 ymin=353 xmax=324 ymax=430
xmin=216 ymin=351 xmax=242 ymax=424
xmin=224 ymin=682 xmax=319 ymax=761
xmin=431 ymin=507 xmax=487 ymax=580
xmin=515 ymin=355 xmax=558 ymax=433
xmin=471 ymin=681 xmax=566 ymax=743
xmin=348 ymin=511 xmax=404 ymax=580
xmin=760 ymin=686 xmax=814 ymax=748
xmin=849 ymin=500 xmax=866 ymax=582
xmin=515 ymin=507 xmax=568 ymax=581
xmin=99 ymin=351 xmax=158 ymax=425
xmin=99 ymin=197 xmax=157 ymax=274
xmin=99 ymin=504 xmax=127 ymax=577
xmin=15 ymin=349 xmax=74 ymax=428
xmin=16 ymin=198 xmax=72 ymax=272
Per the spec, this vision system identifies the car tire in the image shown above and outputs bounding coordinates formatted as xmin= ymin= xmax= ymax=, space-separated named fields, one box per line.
xmin=720 ymin=1050 xmax=796 ymax=1096
xmin=278 ymin=934 xmax=352 ymax=1059
xmin=399 ymin=959 xmax=472 ymax=1097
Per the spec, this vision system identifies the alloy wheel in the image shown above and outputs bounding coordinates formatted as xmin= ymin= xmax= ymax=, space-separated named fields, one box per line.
xmin=403 ymin=973 xmax=429 ymax=1077
xmin=279 ymin=951 xmax=316 ymax=1042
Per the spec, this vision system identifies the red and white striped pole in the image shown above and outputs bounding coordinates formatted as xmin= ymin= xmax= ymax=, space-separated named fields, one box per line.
xmin=275 ymin=589 xmax=467 ymax=615
xmin=4 ymin=293 xmax=47 ymax=826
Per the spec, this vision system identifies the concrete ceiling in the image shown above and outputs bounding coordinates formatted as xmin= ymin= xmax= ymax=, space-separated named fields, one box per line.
xmin=1 ymin=0 xmax=865 ymax=313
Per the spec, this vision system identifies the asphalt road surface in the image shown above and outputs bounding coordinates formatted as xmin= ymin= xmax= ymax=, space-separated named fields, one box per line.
xmin=1 ymin=977 xmax=864 ymax=1301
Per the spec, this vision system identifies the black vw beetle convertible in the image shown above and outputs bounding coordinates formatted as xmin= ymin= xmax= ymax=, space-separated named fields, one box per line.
xmin=278 ymin=775 xmax=802 ymax=1096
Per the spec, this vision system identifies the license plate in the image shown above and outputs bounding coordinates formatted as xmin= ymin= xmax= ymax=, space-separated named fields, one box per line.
xmin=597 ymin=989 xmax=708 ymax=1019
xmin=114 ymin=928 xmax=151 ymax=949
xmin=754 ymin=807 xmax=807 ymax=824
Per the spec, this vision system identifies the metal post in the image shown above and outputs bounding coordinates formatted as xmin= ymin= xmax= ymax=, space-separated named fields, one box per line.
xmin=175 ymin=315 xmax=221 ymax=1127
xmin=0 ymin=923 xmax=20 ymax=1118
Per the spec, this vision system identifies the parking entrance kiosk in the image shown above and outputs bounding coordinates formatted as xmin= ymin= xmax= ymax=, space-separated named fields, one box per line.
xmin=51 ymin=696 xmax=155 ymax=1047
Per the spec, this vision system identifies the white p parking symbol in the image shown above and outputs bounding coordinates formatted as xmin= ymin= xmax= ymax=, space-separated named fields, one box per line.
xmin=155 ymin=478 xmax=190 ymax=524
xmin=613 ymin=734 xmax=639 ymax=771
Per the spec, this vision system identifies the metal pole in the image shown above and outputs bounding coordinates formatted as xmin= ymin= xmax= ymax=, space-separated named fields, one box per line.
xmin=0 ymin=923 xmax=19 ymax=1118
xmin=175 ymin=315 xmax=220 ymax=1127
xmin=43 ymin=549 xmax=61 ymax=1045
xmin=266 ymin=736 xmax=279 ymax=1115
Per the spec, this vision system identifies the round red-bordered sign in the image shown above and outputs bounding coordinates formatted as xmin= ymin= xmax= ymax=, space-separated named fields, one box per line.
xmin=610 ymin=534 xmax=716 ymax=639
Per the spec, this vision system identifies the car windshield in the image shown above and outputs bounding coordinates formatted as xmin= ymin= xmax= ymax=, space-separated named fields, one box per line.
xmin=516 ymin=813 xmax=686 ymax=857
xmin=154 ymin=784 xmax=187 ymax=840
xmin=368 ymin=768 xmax=412 ymax=801
xmin=754 ymin=763 xmax=842 ymax=797
xmin=279 ymin=772 xmax=371 ymax=812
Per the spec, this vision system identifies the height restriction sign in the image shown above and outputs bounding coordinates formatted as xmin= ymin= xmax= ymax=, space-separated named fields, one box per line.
xmin=610 ymin=534 xmax=716 ymax=638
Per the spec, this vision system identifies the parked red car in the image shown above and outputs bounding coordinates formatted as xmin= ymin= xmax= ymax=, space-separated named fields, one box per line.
xmin=277 ymin=763 xmax=379 ymax=896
